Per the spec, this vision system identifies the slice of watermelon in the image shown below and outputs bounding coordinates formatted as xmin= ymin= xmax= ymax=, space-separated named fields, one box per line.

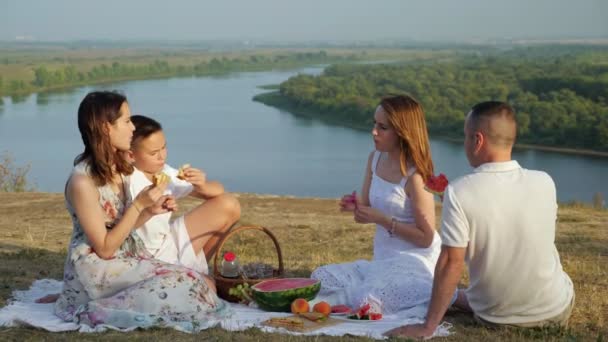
xmin=357 ymin=303 xmax=371 ymax=317
xmin=344 ymin=190 xmax=358 ymax=209
xmin=369 ymin=313 xmax=383 ymax=321
xmin=425 ymin=173 xmax=448 ymax=196
xmin=251 ymin=278 xmax=321 ymax=312
xmin=330 ymin=304 xmax=352 ymax=314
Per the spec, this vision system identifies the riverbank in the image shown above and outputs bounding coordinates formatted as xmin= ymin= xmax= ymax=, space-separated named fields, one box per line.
xmin=0 ymin=56 xmax=351 ymax=99
xmin=0 ymin=192 xmax=606 ymax=340
xmin=0 ymin=45 xmax=459 ymax=100
xmin=254 ymin=91 xmax=608 ymax=158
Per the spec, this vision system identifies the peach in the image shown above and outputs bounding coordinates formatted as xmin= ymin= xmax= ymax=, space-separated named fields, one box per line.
xmin=291 ymin=298 xmax=310 ymax=314
xmin=313 ymin=301 xmax=331 ymax=317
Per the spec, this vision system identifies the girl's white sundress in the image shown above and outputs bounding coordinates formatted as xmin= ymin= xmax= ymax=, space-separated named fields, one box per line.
xmin=311 ymin=151 xmax=442 ymax=314
xmin=54 ymin=162 xmax=232 ymax=331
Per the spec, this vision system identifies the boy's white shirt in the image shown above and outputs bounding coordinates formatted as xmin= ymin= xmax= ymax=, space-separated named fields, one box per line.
xmin=129 ymin=164 xmax=193 ymax=252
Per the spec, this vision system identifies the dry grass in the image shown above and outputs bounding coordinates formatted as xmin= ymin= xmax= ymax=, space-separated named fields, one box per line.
xmin=0 ymin=192 xmax=606 ymax=341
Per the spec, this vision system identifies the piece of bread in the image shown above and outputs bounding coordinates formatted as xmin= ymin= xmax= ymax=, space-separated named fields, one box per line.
xmin=177 ymin=164 xmax=190 ymax=180
xmin=266 ymin=316 xmax=304 ymax=328
xmin=153 ymin=172 xmax=170 ymax=186
xmin=298 ymin=312 xmax=327 ymax=322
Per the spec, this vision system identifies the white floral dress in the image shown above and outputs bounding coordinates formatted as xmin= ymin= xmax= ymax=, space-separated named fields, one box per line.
xmin=54 ymin=163 xmax=231 ymax=331
xmin=312 ymin=151 xmax=442 ymax=314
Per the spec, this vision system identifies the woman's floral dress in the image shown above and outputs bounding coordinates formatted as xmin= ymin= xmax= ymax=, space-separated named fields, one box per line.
xmin=55 ymin=163 xmax=231 ymax=331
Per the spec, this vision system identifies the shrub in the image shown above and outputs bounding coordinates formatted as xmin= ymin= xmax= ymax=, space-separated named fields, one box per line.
xmin=0 ymin=152 xmax=33 ymax=192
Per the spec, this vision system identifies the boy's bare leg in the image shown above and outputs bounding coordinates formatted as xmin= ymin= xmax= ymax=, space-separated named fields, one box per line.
xmin=183 ymin=193 xmax=241 ymax=260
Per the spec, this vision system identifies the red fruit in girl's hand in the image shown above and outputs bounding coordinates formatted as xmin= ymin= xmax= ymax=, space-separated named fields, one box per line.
xmin=425 ymin=173 xmax=449 ymax=196
xmin=344 ymin=190 xmax=358 ymax=209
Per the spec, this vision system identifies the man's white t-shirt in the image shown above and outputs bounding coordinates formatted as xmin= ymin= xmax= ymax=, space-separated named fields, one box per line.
xmin=129 ymin=165 xmax=193 ymax=253
xmin=440 ymin=160 xmax=574 ymax=324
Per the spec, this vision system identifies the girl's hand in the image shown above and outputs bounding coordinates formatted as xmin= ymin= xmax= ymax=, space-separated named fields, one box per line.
xmin=354 ymin=205 xmax=383 ymax=224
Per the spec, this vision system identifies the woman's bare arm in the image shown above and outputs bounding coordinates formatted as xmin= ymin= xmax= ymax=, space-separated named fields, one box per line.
xmin=67 ymin=174 xmax=163 ymax=259
xmin=378 ymin=173 xmax=436 ymax=247
xmin=360 ymin=151 xmax=374 ymax=207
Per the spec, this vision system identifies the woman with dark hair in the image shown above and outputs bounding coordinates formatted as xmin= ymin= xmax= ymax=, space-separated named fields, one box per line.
xmin=312 ymin=95 xmax=452 ymax=314
xmin=54 ymin=91 xmax=231 ymax=331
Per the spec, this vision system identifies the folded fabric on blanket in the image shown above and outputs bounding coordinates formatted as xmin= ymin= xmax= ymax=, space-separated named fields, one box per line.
xmin=0 ymin=279 xmax=452 ymax=339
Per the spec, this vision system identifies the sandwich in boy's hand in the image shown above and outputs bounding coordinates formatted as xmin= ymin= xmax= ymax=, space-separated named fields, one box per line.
xmin=153 ymin=172 xmax=170 ymax=186
xmin=177 ymin=164 xmax=190 ymax=180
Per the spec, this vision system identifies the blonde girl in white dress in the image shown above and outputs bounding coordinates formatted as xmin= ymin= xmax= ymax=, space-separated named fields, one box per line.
xmin=312 ymin=95 xmax=448 ymax=314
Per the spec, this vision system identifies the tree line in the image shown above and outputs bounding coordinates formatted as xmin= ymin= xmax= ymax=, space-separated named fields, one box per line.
xmin=266 ymin=53 xmax=608 ymax=152
xmin=0 ymin=51 xmax=355 ymax=99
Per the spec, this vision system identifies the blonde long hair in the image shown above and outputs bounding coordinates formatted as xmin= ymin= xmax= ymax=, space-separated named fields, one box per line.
xmin=380 ymin=95 xmax=434 ymax=182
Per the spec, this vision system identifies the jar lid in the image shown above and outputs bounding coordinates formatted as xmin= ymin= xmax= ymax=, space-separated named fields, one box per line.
xmin=224 ymin=251 xmax=236 ymax=262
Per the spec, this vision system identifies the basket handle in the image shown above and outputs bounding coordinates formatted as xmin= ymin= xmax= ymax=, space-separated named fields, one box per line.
xmin=213 ymin=225 xmax=284 ymax=277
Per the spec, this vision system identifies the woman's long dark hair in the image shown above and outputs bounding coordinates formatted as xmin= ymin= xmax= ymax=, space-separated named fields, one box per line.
xmin=74 ymin=91 xmax=134 ymax=185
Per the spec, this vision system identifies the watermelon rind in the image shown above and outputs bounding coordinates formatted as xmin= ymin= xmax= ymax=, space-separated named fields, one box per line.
xmin=424 ymin=185 xmax=444 ymax=196
xmin=251 ymin=278 xmax=321 ymax=312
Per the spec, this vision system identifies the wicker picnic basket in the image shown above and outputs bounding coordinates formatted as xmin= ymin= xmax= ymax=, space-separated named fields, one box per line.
xmin=213 ymin=225 xmax=284 ymax=302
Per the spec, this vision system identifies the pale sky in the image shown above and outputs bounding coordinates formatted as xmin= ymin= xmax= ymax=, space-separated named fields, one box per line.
xmin=1 ymin=0 xmax=607 ymax=42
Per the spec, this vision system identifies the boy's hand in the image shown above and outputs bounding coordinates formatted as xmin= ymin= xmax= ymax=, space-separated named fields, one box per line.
xmin=182 ymin=166 xmax=207 ymax=191
xmin=161 ymin=196 xmax=178 ymax=212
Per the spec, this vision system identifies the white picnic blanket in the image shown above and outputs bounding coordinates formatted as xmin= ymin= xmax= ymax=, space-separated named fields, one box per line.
xmin=0 ymin=279 xmax=452 ymax=338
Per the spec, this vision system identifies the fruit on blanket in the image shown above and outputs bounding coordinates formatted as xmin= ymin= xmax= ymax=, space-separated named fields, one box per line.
xmin=291 ymin=298 xmax=310 ymax=314
xmin=313 ymin=301 xmax=331 ymax=317
xmin=369 ymin=313 xmax=383 ymax=321
xmin=424 ymin=173 xmax=448 ymax=196
xmin=330 ymin=304 xmax=351 ymax=314
xmin=350 ymin=303 xmax=371 ymax=319
xmin=251 ymin=278 xmax=321 ymax=312
xmin=228 ymin=283 xmax=253 ymax=304
xmin=346 ymin=303 xmax=383 ymax=321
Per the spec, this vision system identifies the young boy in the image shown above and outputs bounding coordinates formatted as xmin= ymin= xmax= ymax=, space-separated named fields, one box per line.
xmin=128 ymin=115 xmax=241 ymax=274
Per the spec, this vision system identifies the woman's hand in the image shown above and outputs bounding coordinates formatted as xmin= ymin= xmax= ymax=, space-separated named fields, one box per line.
xmin=339 ymin=191 xmax=359 ymax=212
xmin=339 ymin=194 xmax=356 ymax=212
xmin=133 ymin=183 xmax=168 ymax=210
xmin=354 ymin=205 xmax=384 ymax=224
xmin=145 ymin=195 xmax=177 ymax=215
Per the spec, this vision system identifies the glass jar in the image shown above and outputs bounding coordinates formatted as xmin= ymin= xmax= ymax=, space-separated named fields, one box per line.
xmin=221 ymin=251 xmax=239 ymax=278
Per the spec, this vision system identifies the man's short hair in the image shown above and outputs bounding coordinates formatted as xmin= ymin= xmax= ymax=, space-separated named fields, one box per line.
xmin=469 ymin=101 xmax=517 ymax=148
